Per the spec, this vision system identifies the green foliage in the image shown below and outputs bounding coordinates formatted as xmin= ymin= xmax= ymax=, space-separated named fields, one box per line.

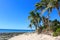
xmin=50 ymin=26 xmax=58 ymax=32
xmin=53 ymin=28 xmax=60 ymax=36
xmin=28 ymin=0 xmax=60 ymax=34
xmin=51 ymin=19 xmax=60 ymax=32
xmin=28 ymin=11 xmax=41 ymax=30
xmin=42 ymin=26 xmax=46 ymax=29
xmin=53 ymin=32 xmax=58 ymax=36
xmin=56 ymin=28 xmax=60 ymax=35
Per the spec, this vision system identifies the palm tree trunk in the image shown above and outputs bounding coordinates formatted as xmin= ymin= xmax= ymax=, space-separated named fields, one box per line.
xmin=41 ymin=6 xmax=49 ymax=15
xmin=35 ymin=24 xmax=37 ymax=30
xmin=40 ymin=4 xmax=50 ymax=27
xmin=48 ymin=9 xmax=50 ymax=31
xmin=34 ymin=23 xmax=37 ymax=30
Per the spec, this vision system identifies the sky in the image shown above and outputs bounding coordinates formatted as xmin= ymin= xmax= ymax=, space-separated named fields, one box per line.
xmin=0 ymin=0 xmax=60 ymax=30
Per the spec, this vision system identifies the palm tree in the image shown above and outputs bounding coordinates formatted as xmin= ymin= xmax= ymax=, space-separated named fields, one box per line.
xmin=35 ymin=0 xmax=60 ymax=29
xmin=28 ymin=11 xmax=41 ymax=30
xmin=42 ymin=16 xmax=48 ymax=28
xmin=36 ymin=0 xmax=60 ymax=15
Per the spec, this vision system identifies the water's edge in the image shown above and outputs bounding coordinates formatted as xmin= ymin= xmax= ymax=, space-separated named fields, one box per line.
xmin=0 ymin=29 xmax=35 ymax=33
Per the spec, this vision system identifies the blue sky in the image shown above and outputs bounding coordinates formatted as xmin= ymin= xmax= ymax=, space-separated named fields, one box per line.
xmin=0 ymin=0 xmax=60 ymax=29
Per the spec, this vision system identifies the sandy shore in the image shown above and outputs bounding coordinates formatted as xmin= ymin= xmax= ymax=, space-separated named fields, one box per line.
xmin=8 ymin=33 xmax=60 ymax=40
xmin=0 ymin=32 xmax=24 ymax=40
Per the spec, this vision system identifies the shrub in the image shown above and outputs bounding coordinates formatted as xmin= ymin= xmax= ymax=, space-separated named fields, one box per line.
xmin=53 ymin=32 xmax=58 ymax=36
xmin=50 ymin=26 xmax=56 ymax=32
xmin=53 ymin=28 xmax=60 ymax=36
xmin=50 ymin=26 xmax=60 ymax=32
xmin=56 ymin=28 xmax=60 ymax=35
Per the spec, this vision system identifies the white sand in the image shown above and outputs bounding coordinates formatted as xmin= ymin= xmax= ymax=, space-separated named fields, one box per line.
xmin=8 ymin=33 xmax=60 ymax=40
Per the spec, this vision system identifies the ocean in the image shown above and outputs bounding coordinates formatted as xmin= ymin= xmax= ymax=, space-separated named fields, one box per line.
xmin=0 ymin=29 xmax=35 ymax=33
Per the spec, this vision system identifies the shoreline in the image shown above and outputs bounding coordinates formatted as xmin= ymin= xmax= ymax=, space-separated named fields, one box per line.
xmin=0 ymin=32 xmax=60 ymax=40
xmin=8 ymin=32 xmax=60 ymax=40
xmin=0 ymin=32 xmax=25 ymax=40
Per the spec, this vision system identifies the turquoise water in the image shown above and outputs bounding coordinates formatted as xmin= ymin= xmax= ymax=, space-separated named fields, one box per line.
xmin=0 ymin=29 xmax=35 ymax=33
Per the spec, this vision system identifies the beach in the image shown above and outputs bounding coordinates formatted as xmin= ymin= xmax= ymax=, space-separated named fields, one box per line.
xmin=0 ymin=32 xmax=24 ymax=40
xmin=8 ymin=32 xmax=60 ymax=40
xmin=0 ymin=32 xmax=60 ymax=40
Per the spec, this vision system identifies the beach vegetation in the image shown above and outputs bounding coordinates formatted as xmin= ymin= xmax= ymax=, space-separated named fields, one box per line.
xmin=28 ymin=0 xmax=60 ymax=36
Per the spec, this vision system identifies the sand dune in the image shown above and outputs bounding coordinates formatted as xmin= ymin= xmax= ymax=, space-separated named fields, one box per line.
xmin=8 ymin=33 xmax=60 ymax=40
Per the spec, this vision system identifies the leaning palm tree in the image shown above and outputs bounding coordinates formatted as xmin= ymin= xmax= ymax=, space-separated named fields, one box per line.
xmin=28 ymin=11 xmax=41 ymax=30
xmin=36 ymin=0 xmax=60 ymax=15
xmin=35 ymin=0 xmax=60 ymax=29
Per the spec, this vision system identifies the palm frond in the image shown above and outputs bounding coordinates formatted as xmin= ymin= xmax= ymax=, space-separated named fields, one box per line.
xmin=29 ymin=24 xmax=32 ymax=28
xmin=28 ymin=16 xmax=31 ymax=19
